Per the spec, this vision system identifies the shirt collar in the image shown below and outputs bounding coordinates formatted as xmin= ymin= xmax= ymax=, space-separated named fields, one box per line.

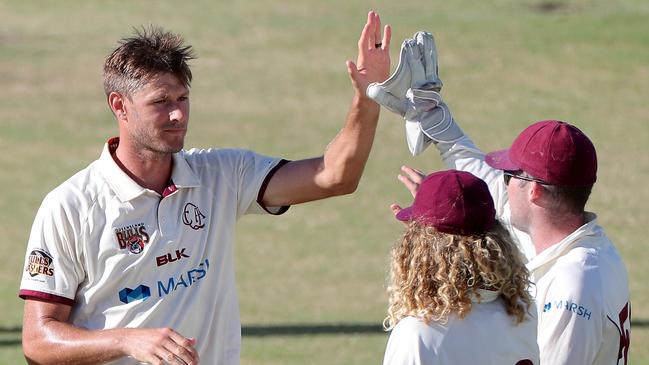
xmin=98 ymin=137 xmax=200 ymax=202
xmin=170 ymin=150 xmax=200 ymax=189
xmin=526 ymin=212 xmax=601 ymax=272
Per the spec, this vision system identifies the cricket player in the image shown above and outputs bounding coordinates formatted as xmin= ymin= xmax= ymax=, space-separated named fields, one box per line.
xmin=19 ymin=11 xmax=391 ymax=365
xmin=382 ymin=169 xmax=539 ymax=365
xmin=371 ymin=32 xmax=631 ymax=364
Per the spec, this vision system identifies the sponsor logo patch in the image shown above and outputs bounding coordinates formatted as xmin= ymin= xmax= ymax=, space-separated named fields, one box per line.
xmin=157 ymin=259 xmax=210 ymax=298
xmin=156 ymin=248 xmax=190 ymax=267
xmin=543 ymin=300 xmax=592 ymax=320
xmin=114 ymin=223 xmax=150 ymax=254
xmin=25 ymin=249 xmax=54 ymax=277
xmin=118 ymin=285 xmax=151 ymax=304
xmin=118 ymin=258 xmax=210 ymax=305
xmin=182 ymin=203 xmax=206 ymax=230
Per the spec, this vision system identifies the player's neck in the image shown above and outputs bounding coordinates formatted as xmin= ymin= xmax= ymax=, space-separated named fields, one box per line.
xmin=113 ymin=143 xmax=173 ymax=195
xmin=530 ymin=212 xmax=585 ymax=254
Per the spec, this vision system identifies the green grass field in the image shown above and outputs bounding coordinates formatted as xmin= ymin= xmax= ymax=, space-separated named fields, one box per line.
xmin=1 ymin=0 xmax=648 ymax=363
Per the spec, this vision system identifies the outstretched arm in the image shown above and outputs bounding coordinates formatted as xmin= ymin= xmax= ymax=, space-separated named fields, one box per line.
xmin=22 ymin=299 xmax=199 ymax=365
xmin=261 ymin=11 xmax=391 ymax=207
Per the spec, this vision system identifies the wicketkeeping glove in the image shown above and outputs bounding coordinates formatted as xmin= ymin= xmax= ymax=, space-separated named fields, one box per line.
xmin=367 ymin=31 xmax=464 ymax=156
xmin=366 ymin=31 xmax=441 ymax=115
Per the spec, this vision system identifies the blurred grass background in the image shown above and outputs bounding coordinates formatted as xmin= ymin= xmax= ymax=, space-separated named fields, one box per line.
xmin=1 ymin=0 xmax=647 ymax=363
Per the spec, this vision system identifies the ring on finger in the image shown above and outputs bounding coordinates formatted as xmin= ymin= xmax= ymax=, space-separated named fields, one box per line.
xmin=374 ymin=42 xmax=382 ymax=48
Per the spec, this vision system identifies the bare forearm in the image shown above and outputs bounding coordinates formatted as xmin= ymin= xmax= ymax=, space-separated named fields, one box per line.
xmin=320 ymin=94 xmax=380 ymax=193
xmin=24 ymin=321 xmax=127 ymax=365
xmin=314 ymin=10 xmax=388 ymax=195
xmin=260 ymin=95 xmax=380 ymax=207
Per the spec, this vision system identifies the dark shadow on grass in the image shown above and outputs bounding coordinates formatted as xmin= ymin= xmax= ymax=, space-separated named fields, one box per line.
xmin=242 ymin=323 xmax=386 ymax=337
xmin=0 ymin=323 xmax=387 ymax=339
xmin=1 ymin=319 xmax=649 ymax=346
xmin=242 ymin=319 xmax=649 ymax=336
xmin=632 ymin=319 xmax=649 ymax=327
xmin=0 ymin=339 xmax=21 ymax=346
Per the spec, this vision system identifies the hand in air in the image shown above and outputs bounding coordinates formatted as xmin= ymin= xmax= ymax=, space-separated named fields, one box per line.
xmin=390 ymin=165 xmax=425 ymax=218
xmin=346 ymin=11 xmax=391 ymax=97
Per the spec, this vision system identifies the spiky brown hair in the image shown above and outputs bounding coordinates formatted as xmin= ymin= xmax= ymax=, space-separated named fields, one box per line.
xmin=103 ymin=25 xmax=196 ymax=97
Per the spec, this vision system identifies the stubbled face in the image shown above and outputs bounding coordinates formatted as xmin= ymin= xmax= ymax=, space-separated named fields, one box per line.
xmin=507 ymin=178 xmax=531 ymax=233
xmin=122 ymin=72 xmax=190 ymax=156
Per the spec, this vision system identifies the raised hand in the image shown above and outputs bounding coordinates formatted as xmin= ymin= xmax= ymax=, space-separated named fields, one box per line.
xmin=346 ymin=11 xmax=391 ymax=97
xmin=390 ymin=165 xmax=426 ymax=219
xmin=398 ymin=165 xmax=425 ymax=197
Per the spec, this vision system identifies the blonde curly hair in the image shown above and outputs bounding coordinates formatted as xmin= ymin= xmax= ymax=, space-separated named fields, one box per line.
xmin=384 ymin=220 xmax=533 ymax=330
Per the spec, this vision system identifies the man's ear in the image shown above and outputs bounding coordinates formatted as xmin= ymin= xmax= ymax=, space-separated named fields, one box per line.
xmin=528 ymin=182 xmax=545 ymax=205
xmin=108 ymin=92 xmax=127 ymax=122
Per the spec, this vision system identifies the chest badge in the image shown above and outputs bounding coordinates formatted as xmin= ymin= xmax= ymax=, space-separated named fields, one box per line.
xmin=114 ymin=223 xmax=150 ymax=254
xmin=182 ymin=202 xmax=206 ymax=230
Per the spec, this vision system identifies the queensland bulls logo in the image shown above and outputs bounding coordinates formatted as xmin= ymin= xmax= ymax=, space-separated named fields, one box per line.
xmin=127 ymin=236 xmax=145 ymax=254
xmin=182 ymin=203 xmax=206 ymax=230
xmin=114 ymin=223 xmax=150 ymax=254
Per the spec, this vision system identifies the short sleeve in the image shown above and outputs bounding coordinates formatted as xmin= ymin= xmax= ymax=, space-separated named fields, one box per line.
xmin=233 ymin=150 xmax=289 ymax=217
xmin=19 ymin=192 xmax=85 ymax=305
xmin=182 ymin=148 xmax=290 ymax=218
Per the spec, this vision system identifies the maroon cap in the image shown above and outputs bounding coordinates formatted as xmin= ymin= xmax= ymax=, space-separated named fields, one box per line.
xmin=396 ymin=170 xmax=496 ymax=235
xmin=485 ymin=120 xmax=597 ymax=187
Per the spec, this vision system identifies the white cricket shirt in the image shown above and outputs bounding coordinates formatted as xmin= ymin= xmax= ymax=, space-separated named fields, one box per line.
xmin=527 ymin=214 xmax=631 ymax=365
xmin=20 ymin=138 xmax=288 ymax=365
xmin=437 ymin=136 xmax=631 ymax=365
xmin=382 ymin=289 xmax=540 ymax=365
